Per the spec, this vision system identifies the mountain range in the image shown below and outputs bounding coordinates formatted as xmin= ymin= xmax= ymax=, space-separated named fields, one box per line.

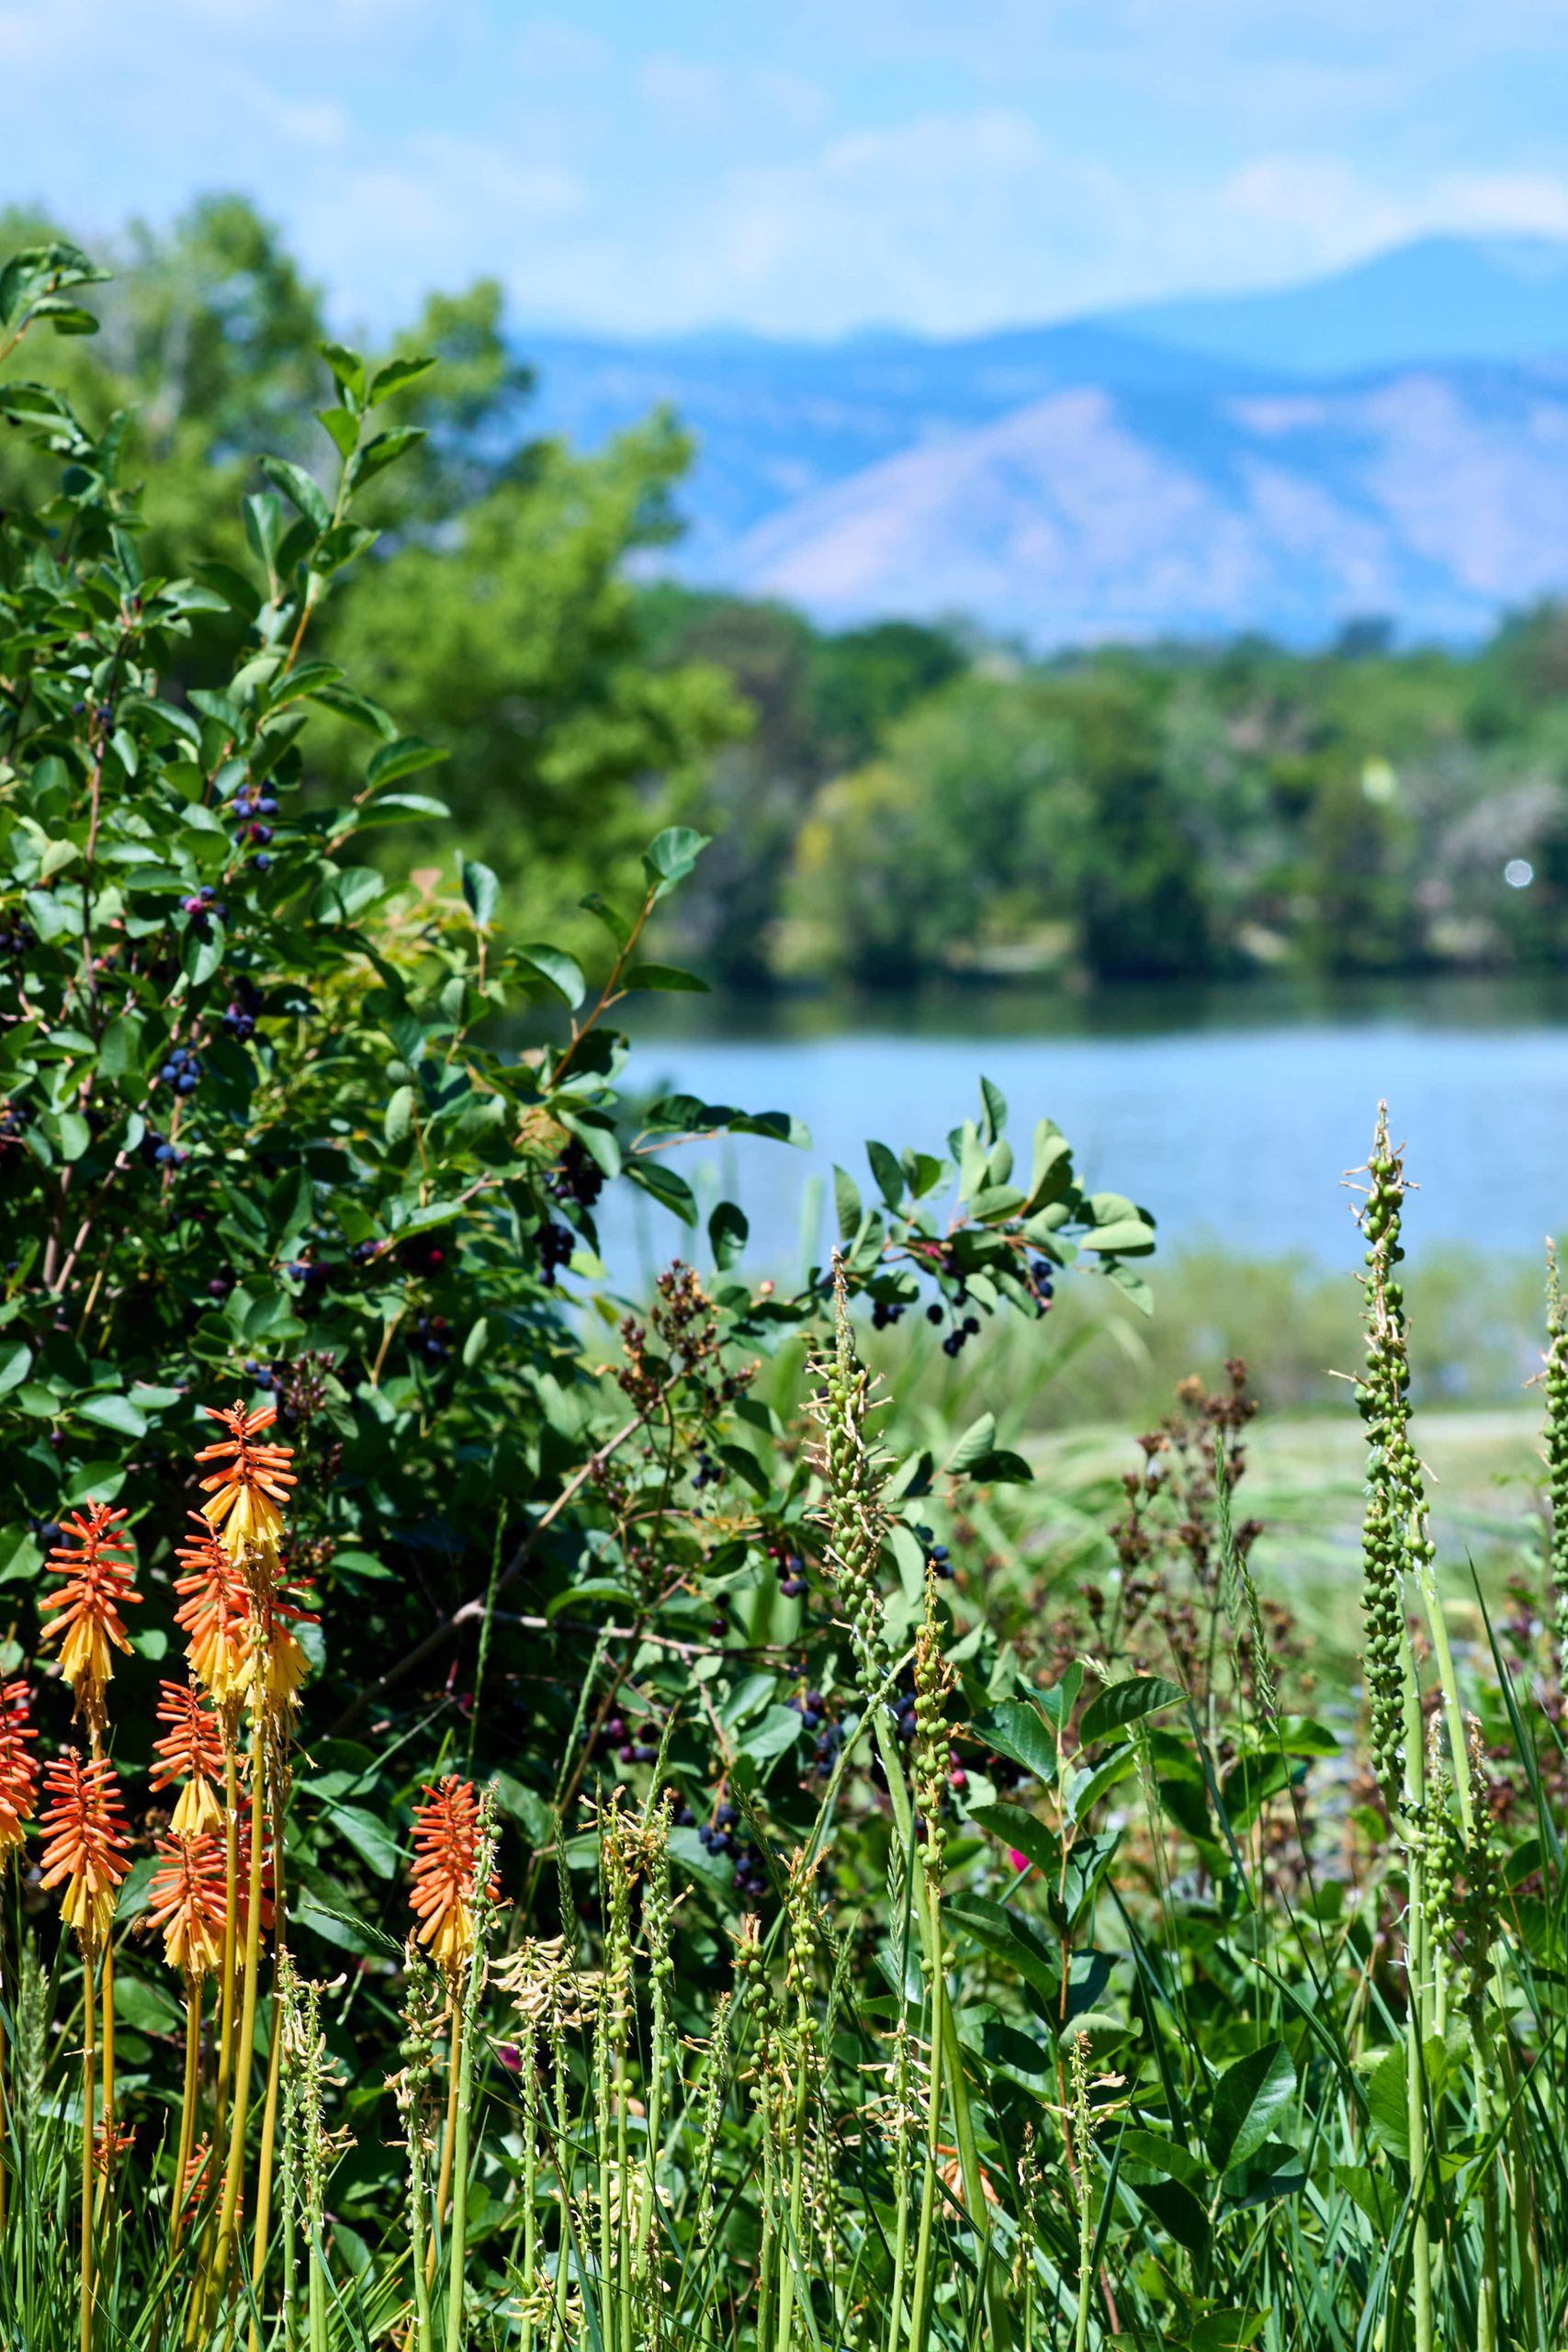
xmin=521 ymin=234 xmax=1568 ymax=648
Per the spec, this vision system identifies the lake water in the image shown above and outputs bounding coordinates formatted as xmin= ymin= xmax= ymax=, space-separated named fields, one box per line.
xmin=609 ymin=974 xmax=1568 ymax=1277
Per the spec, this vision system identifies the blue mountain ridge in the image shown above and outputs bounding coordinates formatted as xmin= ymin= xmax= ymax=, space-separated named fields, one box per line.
xmin=519 ymin=235 xmax=1568 ymax=647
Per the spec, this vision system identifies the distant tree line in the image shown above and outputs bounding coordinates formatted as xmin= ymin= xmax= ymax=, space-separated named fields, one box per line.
xmin=8 ymin=192 xmax=1568 ymax=991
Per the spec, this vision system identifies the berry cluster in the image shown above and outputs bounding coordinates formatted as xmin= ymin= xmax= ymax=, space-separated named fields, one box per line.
xmin=927 ymin=1303 xmax=981 ymax=1358
xmin=158 ymin=1046 xmax=202 ymax=1097
xmin=138 ymin=1126 xmax=186 ymax=1169
xmin=1028 ymin=1257 xmax=1056 ymax=1315
xmin=763 ymin=1536 xmax=808 ymax=1601
xmin=690 ymin=1449 xmax=720 ymax=1492
xmin=547 ymin=1139 xmax=604 ymax=1213
xmin=536 ymin=1221 xmax=574 ymax=1283
xmin=0 ymin=919 xmax=36 ymax=959
xmin=413 ymin=1314 xmax=451 ymax=1365
xmin=0 ymin=1102 xmax=25 ymax=1150
xmin=180 ymin=887 xmax=228 ymax=932
xmin=230 ymin=788 xmax=277 ymax=851
xmin=870 ymin=1297 xmax=906 ymax=1329
xmin=694 ymin=1801 xmax=767 ymax=1898
xmin=604 ymin=1715 xmax=660 ymax=1765
xmin=912 ymin=1524 xmax=953 ymax=1579
xmin=221 ymin=980 xmax=262 ymax=1043
xmin=787 ymin=1690 xmax=847 ymax=1778
xmin=284 ymin=1259 xmax=333 ymax=1304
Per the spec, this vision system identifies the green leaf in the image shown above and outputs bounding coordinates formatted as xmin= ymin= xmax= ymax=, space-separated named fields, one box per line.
xmin=77 ymin=1393 xmax=148 ymax=1439
xmin=318 ymin=341 xmax=367 ymax=406
xmin=316 ymin=405 xmax=359 ymax=460
xmin=833 ymin=1164 xmax=862 ymax=1243
xmin=326 ymin=1804 xmax=401 ymax=1881
xmin=945 ymin=1412 xmax=997 ymax=1474
xmin=967 ymin=1803 xmax=1056 ymax=1876
xmin=490 ymin=1771 xmax=552 ymax=1844
xmin=367 ymin=736 xmax=447 ymax=790
xmin=625 ymin=1160 xmax=697 ymax=1226
xmin=383 ymin=1087 xmax=415 ymax=1148
xmin=621 ymin=961 xmax=709 ymax=993
xmin=0 ymin=1340 xmax=31 ymax=1398
xmin=344 ymin=426 xmax=426 ymax=494
xmin=369 ymin=353 xmax=438 ymax=404
xmin=739 ymin=1704 xmax=803 ymax=1764
xmin=258 ymin=456 xmax=332 ymax=535
xmin=974 ymin=1701 xmax=1056 ymax=1786
xmin=866 ymin=1139 xmax=905 ymax=1209
xmin=1207 ymin=2041 xmax=1297 ymax=2177
xmin=55 ymin=1109 xmax=90 ymax=1163
xmin=461 ymin=858 xmax=501 ymax=929
xmin=1129 ymin=2176 xmax=1210 ymax=2256
xmin=709 ymin=1200 xmax=748 ymax=1270
xmin=642 ymin=825 xmax=711 ymax=899
xmin=308 ymin=684 xmax=398 ymax=741
xmin=979 ymin=1074 xmax=1009 ymax=1144
xmin=520 ymin=944 xmax=585 ymax=1009
xmin=1079 ymin=1675 xmax=1185 ymax=1747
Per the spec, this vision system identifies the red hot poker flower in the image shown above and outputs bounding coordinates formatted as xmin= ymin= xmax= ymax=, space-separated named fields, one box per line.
xmin=409 ymin=1775 xmax=499 ymax=1973
xmin=145 ymin=1832 xmax=228 ymax=1976
xmin=39 ymin=1752 xmax=132 ymax=1948
xmin=0 ymin=1679 xmax=39 ymax=1854
xmin=195 ymin=1402 xmax=296 ymax=1564
xmin=151 ymin=1681 xmax=226 ymax=1837
xmin=174 ymin=1515 xmax=251 ymax=1707
xmin=39 ymin=1501 xmax=141 ymax=1732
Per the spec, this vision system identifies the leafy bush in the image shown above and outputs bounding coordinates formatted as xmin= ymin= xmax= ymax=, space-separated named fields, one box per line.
xmin=10 ymin=233 xmax=1568 ymax=2352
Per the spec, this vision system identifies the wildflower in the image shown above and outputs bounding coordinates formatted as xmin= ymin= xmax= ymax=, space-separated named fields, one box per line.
xmin=181 ymin=2137 xmax=213 ymax=2222
xmin=173 ymin=1516 xmax=250 ymax=1705
xmin=174 ymin=1509 xmax=315 ymax=1717
xmin=144 ymin=1832 xmax=227 ymax=1976
xmin=39 ymin=1752 xmax=132 ymax=1949
xmin=39 ymin=1501 xmax=141 ymax=1734
xmin=495 ymin=1935 xmax=599 ymax=2033
xmin=195 ymin=1399 xmax=297 ymax=1564
xmin=408 ymin=1775 xmax=499 ymax=1973
xmin=0 ymin=1679 xmax=39 ymax=1853
xmin=92 ymin=2119 xmax=135 ymax=2176
xmin=151 ymin=1680 xmax=226 ymax=1836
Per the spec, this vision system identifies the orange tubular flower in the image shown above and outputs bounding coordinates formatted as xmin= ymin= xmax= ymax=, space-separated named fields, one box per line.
xmin=39 ymin=1752 xmax=132 ymax=1948
xmin=195 ymin=1401 xmax=296 ymax=1565
xmin=39 ymin=1501 xmax=141 ymax=1732
xmin=0 ymin=1679 xmax=39 ymax=1854
xmin=144 ymin=1832 xmax=228 ymax=1976
xmin=151 ymin=1680 xmax=226 ymax=1836
xmin=409 ymin=1775 xmax=499 ymax=1973
xmin=174 ymin=1515 xmax=251 ymax=1706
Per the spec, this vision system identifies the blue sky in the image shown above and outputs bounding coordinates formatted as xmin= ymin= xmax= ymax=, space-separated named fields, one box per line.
xmin=4 ymin=0 xmax=1568 ymax=338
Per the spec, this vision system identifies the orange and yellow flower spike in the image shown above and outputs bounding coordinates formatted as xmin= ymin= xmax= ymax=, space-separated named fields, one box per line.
xmin=173 ymin=1517 xmax=251 ymax=1707
xmin=0 ymin=1679 xmax=39 ymax=1854
xmin=194 ymin=1402 xmax=297 ymax=1565
xmin=409 ymin=1775 xmax=499 ymax=1975
xmin=39 ymin=1753 xmax=132 ymax=1951
xmin=145 ymin=1833 xmax=228 ymax=1977
xmin=39 ymin=1504 xmax=141 ymax=1739
xmin=151 ymin=1681 xmax=226 ymax=1838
